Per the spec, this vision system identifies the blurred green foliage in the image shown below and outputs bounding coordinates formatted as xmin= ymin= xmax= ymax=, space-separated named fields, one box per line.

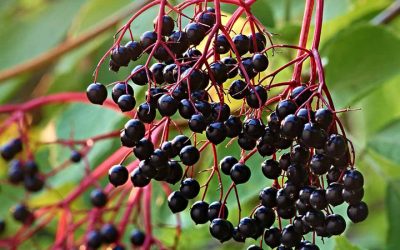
xmin=0 ymin=0 xmax=399 ymax=249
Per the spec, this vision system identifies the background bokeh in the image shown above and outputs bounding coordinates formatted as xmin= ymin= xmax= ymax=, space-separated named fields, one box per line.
xmin=0 ymin=0 xmax=400 ymax=249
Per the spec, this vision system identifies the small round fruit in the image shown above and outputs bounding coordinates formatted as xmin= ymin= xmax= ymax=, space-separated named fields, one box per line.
xmin=209 ymin=218 xmax=233 ymax=242
xmin=86 ymin=83 xmax=107 ymax=105
xmin=230 ymin=163 xmax=251 ymax=184
xmin=108 ymin=165 xmax=129 ymax=187
xmin=168 ymin=191 xmax=188 ymax=213
xmin=246 ymin=85 xmax=268 ymax=109
xmin=130 ymin=229 xmax=145 ymax=246
xmin=90 ymin=189 xmax=107 ymax=207
xmin=347 ymin=201 xmax=368 ymax=223
xmin=180 ymin=178 xmax=200 ymax=199
xmin=190 ymin=201 xmax=209 ymax=224
xmin=179 ymin=145 xmax=200 ymax=166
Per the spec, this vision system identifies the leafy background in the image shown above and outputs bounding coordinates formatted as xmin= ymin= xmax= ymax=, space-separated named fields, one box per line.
xmin=0 ymin=0 xmax=399 ymax=249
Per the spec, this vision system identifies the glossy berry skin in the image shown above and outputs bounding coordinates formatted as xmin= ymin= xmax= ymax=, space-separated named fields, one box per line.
xmin=209 ymin=218 xmax=233 ymax=242
xmin=304 ymin=209 xmax=325 ymax=228
xmin=185 ymin=23 xmax=206 ymax=45
xmin=12 ymin=204 xmax=33 ymax=224
xmin=133 ymin=138 xmax=154 ymax=160
xmin=238 ymin=217 xmax=257 ymax=238
xmin=190 ymin=201 xmax=209 ymax=224
xmin=171 ymin=135 xmax=191 ymax=155
xmin=8 ymin=160 xmax=24 ymax=184
xmin=254 ymin=206 xmax=275 ymax=228
xmin=347 ymin=201 xmax=368 ymax=223
xmin=229 ymin=79 xmax=249 ymax=100
xmin=342 ymin=188 xmax=364 ymax=205
xmin=259 ymin=187 xmax=278 ymax=208
xmin=137 ymin=102 xmax=156 ymax=123
xmin=130 ymin=229 xmax=145 ymax=246
xmin=138 ymin=159 xmax=156 ymax=179
xmin=156 ymin=15 xmax=174 ymax=36
xmin=117 ymin=94 xmax=136 ymax=112
xmin=168 ymin=31 xmax=189 ymax=55
xmin=206 ymin=122 xmax=227 ymax=144
xmin=108 ymin=165 xmax=129 ymax=187
xmin=232 ymin=34 xmax=250 ymax=55
xmin=180 ymin=178 xmax=200 ymax=199
xmin=225 ymin=115 xmax=242 ymax=138
xmin=291 ymin=85 xmax=312 ymax=106
xmin=264 ymin=227 xmax=281 ymax=249
xmin=280 ymin=114 xmax=303 ymax=139
xmin=140 ymin=31 xmax=157 ymax=50
xmin=281 ymin=224 xmax=302 ymax=248
xmin=179 ymin=99 xmax=195 ymax=119
xmin=125 ymin=41 xmax=142 ymax=61
xmin=276 ymin=100 xmax=297 ymax=120
xmin=299 ymin=185 xmax=315 ymax=205
xmin=246 ymin=85 xmax=268 ymax=109
xmin=262 ymin=159 xmax=282 ymax=179
xmin=215 ymin=34 xmax=230 ymax=54
xmin=189 ymin=114 xmax=207 ymax=133
xmin=208 ymin=201 xmax=229 ymax=221
xmin=157 ymin=94 xmax=178 ymax=117
xmin=301 ymin=123 xmax=328 ymax=149
xmin=70 ymin=151 xmax=81 ymax=163
xmin=130 ymin=168 xmax=150 ymax=187
xmin=90 ymin=189 xmax=107 ymax=207
xmin=220 ymin=156 xmax=238 ymax=175
xmin=112 ymin=82 xmax=134 ymax=103
xmin=100 ymin=223 xmax=119 ymax=243
xmin=315 ymin=108 xmax=334 ymax=130
xmin=124 ymin=119 xmax=145 ymax=142
xmin=230 ymin=163 xmax=251 ymax=184
xmin=86 ymin=230 xmax=103 ymax=248
xmin=197 ymin=10 xmax=215 ymax=30
xmin=249 ymin=32 xmax=266 ymax=53
xmin=111 ymin=46 xmax=131 ymax=67
xmin=238 ymin=133 xmax=257 ymax=150
xmin=179 ymin=145 xmax=200 ymax=166
xmin=343 ymin=169 xmax=364 ymax=191
xmin=326 ymin=183 xmax=344 ymax=206
xmin=310 ymin=154 xmax=331 ymax=175
xmin=291 ymin=145 xmax=310 ymax=165
xmin=310 ymin=189 xmax=328 ymax=210
xmin=24 ymin=175 xmax=45 ymax=192
xmin=86 ymin=83 xmax=107 ymax=105
xmin=210 ymin=61 xmax=228 ymax=84
xmin=165 ymin=161 xmax=183 ymax=184
xmin=325 ymin=134 xmax=348 ymax=158
xmin=326 ymin=214 xmax=346 ymax=235
xmin=131 ymin=65 xmax=148 ymax=86
xmin=149 ymin=63 xmax=165 ymax=84
xmin=211 ymin=103 xmax=230 ymax=122
xmin=221 ymin=57 xmax=238 ymax=78
xmin=243 ymin=118 xmax=265 ymax=139
xmin=168 ymin=191 xmax=188 ymax=213
xmin=240 ymin=57 xmax=257 ymax=79
xmin=252 ymin=53 xmax=269 ymax=72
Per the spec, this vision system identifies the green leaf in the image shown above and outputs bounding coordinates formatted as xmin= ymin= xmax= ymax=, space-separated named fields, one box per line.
xmin=387 ymin=180 xmax=400 ymax=250
xmin=335 ymin=236 xmax=362 ymax=250
xmin=323 ymin=24 xmax=400 ymax=106
xmin=368 ymin=119 xmax=400 ymax=165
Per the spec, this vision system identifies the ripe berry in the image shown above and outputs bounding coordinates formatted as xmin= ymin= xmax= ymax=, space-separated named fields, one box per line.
xmin=342 ymin=188 xmax=364 ymax=205
xmin=296 ymin=108 xmax=314 ymax=124
xmin=168 ymin=191 xmax=188 ymax=213
xmin=208 ymin=201 xmax=229 ymax=221
xmin=276 ymin=100 xmax=297 ymax=120
xmin=209 ymin=61 xmax=228 ymax=84
xmin=238 ymin=133 xmax=257 ymax=150
xmin=299 ymin=186 xmax=315 ymax=205
xmin=120 ymin=131 xmax=135 ymax=148
xmin=243 ymin=118 xmax=265 ymax=139
xmin=249 ymin=32 xmax=266 ymax=53
xmin=304 ymin=209 xmax=325 ymax=228
xmin=137 ymin=102 xmax=156 ymax=123
xmin=221 ymin=57 xmax=238 ymax=78
xmin=206 ymin=122 xmax=227 ymax=144
xmin=278 ymin=153 xmax=291 ymax=171
xmin=185 ymin=23 xmax=206 ymax=45
xmin=181 ymin=68 xmax=206 ymax=91
xmin=165 ymin=161 xmax=182 ymax=185
xmin=238 ymin=217 xmax=257 ymax=238
xmin=190 ymin=201 xmax=209 ymax=224
xmin=293 ymin=216 xmax=311 ymax=235
xmin=252 ymin=53 xmax=269 ymax=72
xmin=290 ymin=85 xmax=312 ymax=106
xmin=326 ymin=183 xmax=344 ymax=206
xmin=189 ymin=114 xmax=207 ymax=133
xmin=343 ymin=169 xmax=364 ymax=191
xmin=90 ymin=189 xmax=107 ymax=207
xmin=262 ymin=159 xmax=282 ymax=179
xmin=12 ymin=204 xmax=33 ymax=224
xmin=130 ymin=168 xmax=150 ymax=187
xmin=86 ymin=230 xmax=103 ymax=248
xmin=24 ymin=175 xmax=45 ymax=192
xmin=211 ymin=102 xmax=230 ymax=122
xmin=130 ymin=229 xmax=145 ymax=246
xmin=155 ymin=15 xmax=174 ymax=36
xmin=197 ymin=10 xmax=215 ymax=30
xmin=111 ymin=46 xmax=131 ymax=67
xmin=138 ymin=159 xmax=156 ymax=179
xmin=281 ymin=224 xmax=302 ymax=248
xmin=124 ymin=119 xmax=145 ymax=142
xmin=171 ymin=135 xmax=191 ymax=155
xmin=153 ymin=165 xmax=170 ymax=181
xmin=315 ymin=108 xmax=334 ymax=130
xmin=180 ymin=178 xmax=200 ymax=199
xmin=131 ymin=65 xmax=148 ymax=86
xmin=149 ymin=149 xmax=168 ymax=168
xmin=133 ymin=138 xmax=154 ymax=160
xmin=301 ymin=123 xmax=328 ymax=149
xmin=246 ymin=85 xmax=268 ymax=109
xmin=179 ymin=145 xmax=200 ymax=166
xmin=125 ymin=41 xmax=142 ymax=61
xmin=179 ymin=99 xmax=195 ymax=119
xmin=112 ymin=82 xmax=134 ymax=103
xmin=310 ymin=154 xmax=331 ymax=175
xmin=232 ymin=34 xmax=250 ymax=55
xmin=215 ymin=34 xmax=230 ymax=54
xmin=220 ymin=156 xmax=238 ymax=175
xmin=86 ymin=83 xmax=107 ymax=105
xmin=70 ymin=150 xmax=81 ymax=163
xmin=149 ymin=63 xmax=165 ymax=84
xmin=347 ymin=201 xmax=368 ymax=223
xmin=254 ymin=206 xmax=275 ymax=228
xmin=140 ymin=31 xmax=157 ymax=50
xmin=108 ymin=165 xmax=129 ymax=187
xmin=230 ymin=163 xmax=251 ymax=184
xmin=264 ymin=227 xmax=281 ymax=248
xmin=239 ymin=57 xmax=257 ymax=79
xmin=209 ymin=218 xmax=233 ymax=242
xmin=225 ymin=115 xmax=242 ymax=138
xmin=310 ymin=189 xmax=328 ymax=210
xmin=277 ymin=205 xmax=296 ymax=219
xmin=232 ymin=227 xmax=246 ymax=242
xmin=8 ymin=160 xmax=24 ymax=184
xmin=194 ymin=100 xmax=212 ymax=117
xmin=268 ymin=112 xmax=280 ymax=132
xmin=325 ymin=134 xmax=348 ymax=158
xmin=117 ymin=94 xmax=136 ymax=112
xmin=168 ymin=32 xmax=189 ymax=55
xmin=280 ymin=114 xmax=303 ymax=139
xmin=259 ymin=187 xmax=278 ymax=208
xmin=290 ymin=145 xmax=310 ymax=165
xmin=100 ymin=223 xmax=119 ymax=243
xmin=172 ymin=85 xmax=188 ymax=101
xmin=258 ymin=142 xmax=277 ymax=159
xmin=229 ymin=79 xmax=249 ymax=100
xmin=326 ymin=214 xmax=346 ymax=235
xmin=157 ymin=94 xmax=178 ymax=116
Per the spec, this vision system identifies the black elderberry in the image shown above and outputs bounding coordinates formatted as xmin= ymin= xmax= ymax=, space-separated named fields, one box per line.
xmin=190 ymin=201 xmax=209 ymax=224
xmin=304 ymin=209 xmax=325 ymax=228
xmin=140 ymin=31 xmax=157 ymax=50
xmin=262 ymin=159 xmax=282 ymax=179
xmin=112 ymin=82 xmax=134 ymax=103
xmin=347 ymin=201 xmax=368 ymax=223
xmin=301 ymin=122 xmax=328 ymax=149
xmin=172 ymin=85 xmax=188 ymax=101
xmin=326 ymin=182 xmax=344 ymax=206
xmin=180 ymin=178 xmax=200 ymax=199
xmin=279 ymin=153 xmax=291 ymax=171
xmin=239 ymin=57 xmax=257 ymax=79
xmin=257 ymin=140 xmax=277 ymax=156
xmin=179 ymin=145 xmax=200 ymax=166
xmin=153 ymin=164 xmax=170 ymax=181
xmin=133 ymin=138 xmax=154 ymax=160
xmin=12 ymin=204 xmax=33 ymax=224
xmin=310 ymin=189 xmax=328 ymax=210
xmin=267 ymin=112 xmax=280 ymax=133
xmin=220 ymin=156 xmax=238 ymax=175
xmin=276 ymin=100 xmax=297 ymax=120
xmin=24 ymin=175 xmax=45 ymax=192
xmin=281 ymin=224 xmax=302 ymax=248
xmin=296 ymin=108 xmax=314 ymax=124
xmin=280 ymin=114 xmax=303 ymax=139
xmin=243 ymin=118 xmax=265 ymax=139
xmin=295 ymin=199 xmax=311 ymax=215
xmin=185 ymin=23 xmax=206 ymax=45
xmin=181 ymin=68 xmax=206 ymax=91
xmin=146 ymin=87 xmax=167 ymax=106
xmin=230 ymin=163 xmax=251 ymax=184
xmin=149 ymin=149 xmax=168 ymax=168
xmin=326 ymin=214 xmax=346 ymax=235
xmin=197 ymin=10 xmax=215 ymax=31
xmin=208 ymin=201 xmax=229 ymax=221
xmin=286 ymin=164 xmax=307 ymax=185
xmin=131 ymin=65 xmax=148 ymax=86
xmin=264 ymin=227 xmax=281 ymax=248
xmin=163 ymin=63 xmax=176 ymax=84
xmin=291 ymin=145 xmax=310 ymax=165
xmin=171 ymin=135 xmax=191 ymax=155
xmin=109 ymin=59 xmax=120 ymax=72
xmin=310 ymin=154 xmax=331 ymax=175
xmin=210 ymin=102 xmax=230 ymax=122
xmin=315 ymin=108 xmax=334 ymax=130
xmin=194 ymin=100 xmax=212 ymax=117
xmin=153 ymin=45 xmax=171 ymax=62
xmin=165 ymin=161 xmax=183 ymax=184
xmin=111 ymin=46 xmax=131 ymax=67
xmin=238 ymin=133 xmax=257 ymax=150
xmin=8 ymin=160 xmax=24 ymax=184
xmin=209 ymin=61 xmax=228 ymax=84
xmin=157 ymin=94 xmax=178 ymax=116
xmin=139 ymin=159 xmax=157 ymax=179
xmin=215 ymin=34 xmax=230 ymax=54
xmin=209 ymin=218 xmax=233 ymax=242
xmin=221 ymin=57 xmax=238 ymax=78
xmin=130 ymin=168 xmax=150 ymax=187
xmin=252 ymin=53 xmax=269 ymax=72
xmin=249 ymin=32 xmax=266 ymax=53
xmin=70 ymin=150 xmax=82 ymax=163
xmin=293 ymin=216 xmax=311 ymax=235
xmin=168 ymin=31 xmax=189 ymax=55
xmin=179 ymin=99 xmax=195 ymax=119
xmin=149 ymin=63 xmax=165 ymax=84
xmin=206 ymin=122 xmax=227 ymax=144
xmin=315 ymin=224 xmax=331 ymax=237
xmin=238 ymin=217 xmax=257 ymax=238
xmin=233 ymin=34 xmax=250 ymax=55
xmin=277 ymin=205 xmax=296 ymax=219
xmin=108 ymin=165 xmax=129 ymax=187
xmin=125 ymin=40 xmax=142 ymax=61
xmin=254 ymin=206 xmax=275 ymax=228
xmin=298 ymin=241 xmax=320 ymax=250
xmin=327 ymin=166 xmax=341 ymax=184
xmin=229 ymin=79 xmax=249 ymax=100
xmin=155 ymin=15 xmax=174 ymax=36
xmin=343 ymin=169 xmax=364 ymax=191
xmin=189 ymin=113 xmax=207 ymax=133
xmin=342 ymin=188 xmax=364 ymax=205
xmin=117 ymin=94 xmax=136 ymax=112
xmin=124 ymin=119 xmax=145 ymax=142
xmin=325 ymin=134 xmax=348 ymax=158
xmin=90 ymin=189 xmax=107 ymax=207
xmin=259 ymin=187 xmax=278 ymax=208
xmin=191 ymin=89 xmax=209 ymax=101
xmin=276 ymin=189 xmax=295 ymax=208
xmin=168 ymin=191 xmax=188 ymax=213
xmin=246 ymin=85 xmax=268 ymax=109
xmin=137 ymin=102 xmax=156 ymax=123
xmin=290 ymin=85 xmax=312 ymax=106
xmin=86 ymin=230 xmax=103 ymax=248
xmin=130 ymin=229 xmax=145 ymax=246
xmin=86 ymin=83 xmax=107 ymax=105
xmin=100 ymin=223 xmax=119 ymax=243
xmin=233 ymin=227 xmax=246 ymax=242
xmin=225 ymin=115 xmax=242 ymax=138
